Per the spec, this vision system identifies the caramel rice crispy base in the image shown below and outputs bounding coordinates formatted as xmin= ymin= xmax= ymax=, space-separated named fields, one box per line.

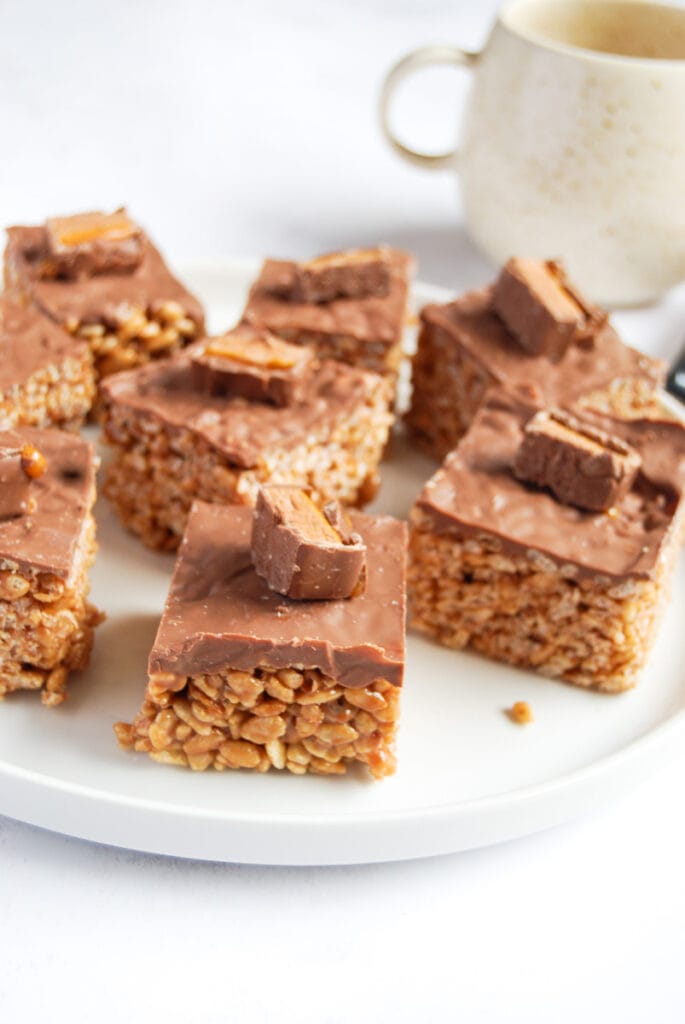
xmin=115 ymin=666 xmax=400 ymax=779
xmin=102 ymin=376 xmax=394 ymax=551
xmin=405 ymin=321 xmax=668 ymax=462
xmin=0 ymin=348 xmax=95 ymax=432
xmin=0 ymin=514 xmax=103 ymax=706
xmin=408 ymin=507 xmax=685 ymax=693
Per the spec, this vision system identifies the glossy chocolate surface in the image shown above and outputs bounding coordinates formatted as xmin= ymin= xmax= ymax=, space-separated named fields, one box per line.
xmin=149 ymin=502 xmax=407 ymax=687
xmin=415 ymin=388 xmax=685 ymax=581
xmin=0 ymin=427 xmax=96 ymax=578
xmin=0 ymin=298 xmax=88 ymax=391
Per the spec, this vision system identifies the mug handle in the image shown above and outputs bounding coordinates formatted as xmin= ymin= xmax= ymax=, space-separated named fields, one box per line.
xmin=380 ymin=45 xmax=480 ymax=170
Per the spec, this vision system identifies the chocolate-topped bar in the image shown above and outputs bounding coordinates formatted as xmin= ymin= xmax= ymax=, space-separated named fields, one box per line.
xmin=409 ymin=386 xmax=685 ymax=692
xmin=101 ymin=325 xmax=393 ymax=550
xmin=0 ymin=426 xmax=102 ymax=705
xmin=242 ymin=246 xmax=413 ymax=386
xmin=4 ymin=209 xmax=204 ymax=385
xmin=0 ymin=299 xmax=94 ymax=430
xmin=116 ymin=499 xmax=407 ymax=778
xmin=406 ymin=259 xmax=665 ymax=461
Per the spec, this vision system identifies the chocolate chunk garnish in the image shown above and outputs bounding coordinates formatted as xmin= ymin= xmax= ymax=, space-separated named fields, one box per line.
xmin=44 ymin=209 xmax=144 ymax=279
xmin=190 ymin=325 xmax=314 ymax=406
xmin=492 ymin=258 xmax=605 ymax=360
xmin=258 ymin=259 xmax=301 ymax=299
xmin=266 ymin=249 xmax=392 ymax=304
xmin=0 ymin=443 xmax=46 ymax=519
xmin=251 ymin=487 xmax=366 ymax=600
xmin=514 ymin=409 xmax=642 ymax=512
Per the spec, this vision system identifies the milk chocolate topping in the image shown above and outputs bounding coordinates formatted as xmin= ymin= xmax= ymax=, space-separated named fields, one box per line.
xmin=0 ymin=298 xmax=88 ymax=391
xmin=5 ymin=224 xmax=204 ymax=329
xmin=416 ymin=388 xmax=685 ymax=581
xmin=421 ymin=287 xmax=664 ymax=402
xmin=149 ymin=501 xmax=407 ymax=687
xmin=243 ymin=248 xmax=413 ymax=343
xmin=0 ymin=427 xmax=96 ymax=578
xmin=101 ymin=342 xmax=378 ymax=469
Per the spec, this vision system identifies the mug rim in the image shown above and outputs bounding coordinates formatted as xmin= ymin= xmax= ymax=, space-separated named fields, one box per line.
xmin=500 ymin=0 xmax=685 ymax=67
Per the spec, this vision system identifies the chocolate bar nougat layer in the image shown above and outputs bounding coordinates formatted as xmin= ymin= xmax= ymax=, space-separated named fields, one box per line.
xmin=116 ymin=502 xmax=407 ymax=779
xmin=0 ymin=299 xmax=94 ymax=430
xmin=0 ymin=427 xmax=102 ymax=706
xmin=100 ymin=341 xmax=393 ymax=551
xmin=4 ymin=216 xmax=204 ymax=384
xmin=242 ymin=248 xmax=413 ymax=385
xmin=409 ymin=388 xmax=685 ymax=693
xmin=407 ymin=283 xmax=665 ymax=461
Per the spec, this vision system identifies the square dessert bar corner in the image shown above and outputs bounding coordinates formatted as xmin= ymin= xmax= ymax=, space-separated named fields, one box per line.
xmin=4 ymin=209 xmax=205 ymax=384
xmin=100 ymin=327 xmax=394 ymax=551
xmin=0 ymin=298 xmax=94 ymax=430
xmin=408 ymin=388 xmax=685 ymax=693
xmin=0 ymin=428 xmax=101 ymax=706
xmin=116 ymin=501 xmax=407 ymax=779
xmin=242 ymin=246 xmax=413 ymax=386
xmin=406 ymin=259 xmax=665 ymax=461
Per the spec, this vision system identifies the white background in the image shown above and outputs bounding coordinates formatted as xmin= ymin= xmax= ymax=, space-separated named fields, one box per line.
xmin=1 ymin=1 xmax=685 ymax=1021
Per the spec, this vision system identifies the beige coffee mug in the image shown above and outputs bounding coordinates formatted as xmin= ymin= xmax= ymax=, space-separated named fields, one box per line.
xmin=381 ymin=0 xmax=685 ymax=306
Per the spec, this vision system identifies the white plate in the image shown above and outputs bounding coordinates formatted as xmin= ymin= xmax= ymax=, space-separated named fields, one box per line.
xmin=0 ymin=260 xmax=683 ymax=866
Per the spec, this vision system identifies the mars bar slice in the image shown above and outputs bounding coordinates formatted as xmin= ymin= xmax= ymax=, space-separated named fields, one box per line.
xmin=115 ymin=501 xmax=406 ymax=779
xmin=409 ymin=387 xmax=685 ymax=693
xmin=492 ymin=258 xmax=601 ymax=359
xmin=406 ymin=259 xmax=665 ymax=461
xmin=252 ymin=488 xmax=366 ymax=600
xmin=0 ymin=299 xmax=94 ymax=431
xmin=101 ymin=339 xmax=393 ymax=551
xmin=0 ymin=427 xmax=102 ymax=706
xmin=190 ymin=324 xmax=314 ymax=406
xmin=4 ymin=209 xmax=204 ymax=386
xmin=243 ymin=246 xmax=413 ymax=386
xmin=288 ymin=248 xmax=392 ymax=303
xmin=45 ymin=210 xmax=144 ymax=279
xmin=514 ymin=409 xmax=642 ymax=512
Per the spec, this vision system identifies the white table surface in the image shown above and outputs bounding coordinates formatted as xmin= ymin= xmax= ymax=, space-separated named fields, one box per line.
xmin=1 ymin=1 xmax=684 ymax=1021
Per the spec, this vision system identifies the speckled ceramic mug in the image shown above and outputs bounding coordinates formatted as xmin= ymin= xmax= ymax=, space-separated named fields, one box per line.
xmin=380 ymin=0 xmax=685 ymax=306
